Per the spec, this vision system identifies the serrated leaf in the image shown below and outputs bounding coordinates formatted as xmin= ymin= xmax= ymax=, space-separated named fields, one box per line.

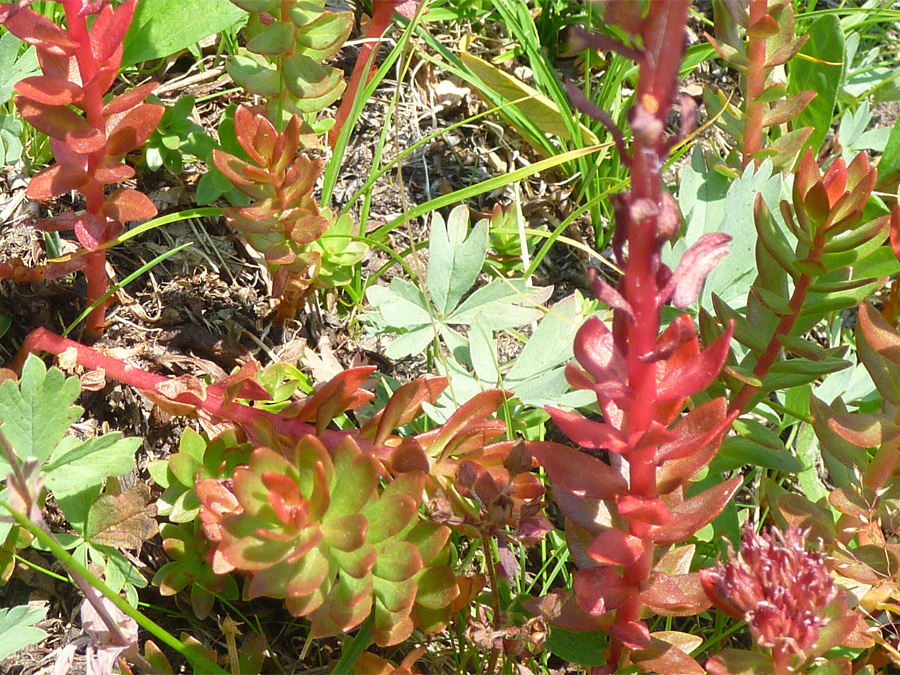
xmin=0 ymin=604 xmax=47 ymax=661
xmin=427 ymin=206 xmax=489 ymax=315
xmin=0 ymin=355 xmax=82 ymax=466
xmin=43 ymin=433 xmax=141 ymax=498
xmin=86 ymin=484 xmax=158 ymax=549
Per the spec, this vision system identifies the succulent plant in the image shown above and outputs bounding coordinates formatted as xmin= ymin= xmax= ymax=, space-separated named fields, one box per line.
xmin=212 ymin=106 xmax=362 ymax=318
xmin=227 ymin=0 xmax=352 ymax=130
xmin=195 ymin=435 xmax=458 ymax=645
xmin=152 ymin=521 xmax=239 ymax=621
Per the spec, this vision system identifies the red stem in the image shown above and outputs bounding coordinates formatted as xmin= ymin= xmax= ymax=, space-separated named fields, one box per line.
xmin=327 ymin=4 xmax=394 ymax=148
xmin=609 ymin=0 xmax=690 ymax=667
xmin=15 ymin=328 xmax=365 ymax=451
xmin=742 ymin=0 xmax=767 ymax=167
xmin=63 ymin=0 xmax=110 ymax=339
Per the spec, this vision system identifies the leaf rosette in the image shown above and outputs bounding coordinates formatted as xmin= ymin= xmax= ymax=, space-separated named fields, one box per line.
xmin=195 ymin=435 xmax=458 ymax=645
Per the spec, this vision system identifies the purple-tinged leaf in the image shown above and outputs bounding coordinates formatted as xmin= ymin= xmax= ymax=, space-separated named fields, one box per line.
xmin=565 ymin=79 xmax=629 ymax=164
xmin=567 ymin=25 xmax=640 ymax=61
xmin=662 ymin=232 xmax=731 ymax=308
xmin=573 ymin=565 xmax=633 ymax=614
xmin=592 ymin=275 xmax=634 ymax=320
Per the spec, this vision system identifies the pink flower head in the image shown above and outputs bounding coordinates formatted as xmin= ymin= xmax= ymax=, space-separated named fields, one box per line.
xmin=700 ymin=525 xmax=835 ymax=669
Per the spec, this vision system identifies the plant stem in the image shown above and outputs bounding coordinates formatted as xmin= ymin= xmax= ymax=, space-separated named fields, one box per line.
xmin=63 ymin=0 xmax=110 ymax=338
xmin=728 ymin=234 xmax=824 ymax=414
xmin=609 ymin=0 xmax=691 ymax=666
xmin=743 ymin=0 xmax=767 ymax=167
xmin=0 ymin=497 xmax=229 ymax=674
xmin=480 ymin=531 xmax=502 ymax=675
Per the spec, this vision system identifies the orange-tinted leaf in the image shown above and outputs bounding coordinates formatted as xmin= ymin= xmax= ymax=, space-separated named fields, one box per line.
xmin=631 ymin=636 xmax=704 ymax=675
xmin=16 ymin=96 xmax=88 ymax=141
xmin=4 ymin=7 xmax=80 ymax=56
xmin=640 ymin=572 xmax=710 ymax=616
xmin=649 ymin=476 xmax=742 ymax=545
xmin=93 ymin=163 xmax=135 ymax=184
xmin=102 ymin=188 xmax=157 ymax=222
xmin=106 ymin=103 xmax=165 ymax=156
xmin=586 ymin=529 xmax=644 ymax=566
xmin=26 ymin=163 xmax=88 ymax=199
xmin=829 ymin=412 xmax=899 ymax=448
xmin=362 ymin=377 xmax=448 ymax=446
xmin=15 ymin=76 xmax=82 ymax=106
xmin=529 ymin=441 xmax=627 ymax=500
xmin=90 ymin=0 xmax=135 ymax=63
xmin=657 ymin=322 xmax=733 ymax=402
xmin=546 ymin=406 xmax=628 ymax=453
xmin=102 ymin=81 xmax=158 ymax=116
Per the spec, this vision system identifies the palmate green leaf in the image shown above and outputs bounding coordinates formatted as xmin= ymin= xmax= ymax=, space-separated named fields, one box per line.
xmin=121 ymin=0 xmax=246 ymax=67
xmin=367 ymin=280 xmax=431 ymax=328
xmin=448 ymin=280 xmax=550 ymax=329
xmin=43 ymin=433 xmax=140 ymax=499
xmin=0 ymin=605 xmax=47 ymax=661
xmin=0 ymin=355 xmax=81 ymax=468
xmin=0 ymin=32 xmax=38 ymax=104
xmin=427 ymin=206 xmax=489 ymax=315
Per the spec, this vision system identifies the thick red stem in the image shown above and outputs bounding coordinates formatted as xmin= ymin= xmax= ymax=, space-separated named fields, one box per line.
xmin=608 ymin=0 xmax=691 ymax=667
xmin=326 ymin=5 xmax=394 ymax=147
xmin=742 ymin=0 xmax=767 ymax=167
xmin=15 ymin=328 xmax=364 ymax=451
xmin=63 ymin=0 xmax=110 ymax=339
